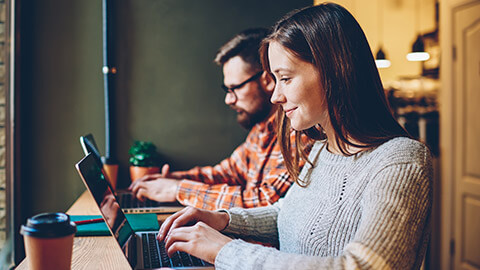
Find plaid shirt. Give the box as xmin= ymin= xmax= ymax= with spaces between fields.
xmin=172 ymin=114 xmax=311 ymax=210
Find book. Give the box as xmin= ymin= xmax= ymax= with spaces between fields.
xmin=70 ymin=214 xmax=160 ymax=236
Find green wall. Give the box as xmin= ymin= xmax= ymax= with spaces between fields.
xmin=19 ymin=0 xmax=312 ymax=216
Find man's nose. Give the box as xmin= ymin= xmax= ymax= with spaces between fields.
xmin=224 ymin=91 xmax=237 ymax=105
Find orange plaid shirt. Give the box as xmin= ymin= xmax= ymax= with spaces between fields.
xmin=172 ymin=114 xmax=311 ymax=210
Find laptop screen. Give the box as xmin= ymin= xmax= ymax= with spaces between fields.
xmin=79 ymin=133 xmax=120 ymax=193
xmin=75 ymin=153 xmax=134 ymax=247
xmin=80 ymin=134 xmax=103 ymax=165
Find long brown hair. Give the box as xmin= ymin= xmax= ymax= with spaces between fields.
xmin=260 ymin=3 xmax=409 ymax=186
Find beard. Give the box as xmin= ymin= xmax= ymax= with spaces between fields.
xmin=233 ymin=97 xmax=272 ymax=130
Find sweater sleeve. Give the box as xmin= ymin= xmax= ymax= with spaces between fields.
xmin=215 ymin=161 xmax=433 ymax=270
xmin=221 ymin=204 xmax=281 ymax=244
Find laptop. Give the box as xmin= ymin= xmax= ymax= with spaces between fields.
xmin=75 ymin=153 xmax=214 ymax=269
xmin=80 ymin=134 xmax=184 ymax=214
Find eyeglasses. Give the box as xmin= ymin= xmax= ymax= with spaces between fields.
xmin=221 ymin=71 xmax=263 ymax=96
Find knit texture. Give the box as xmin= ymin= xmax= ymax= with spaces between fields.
xmin=215 ymin=137 xmax=432 ymax=270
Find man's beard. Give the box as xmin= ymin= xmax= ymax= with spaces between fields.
xmin=234 ymin=99 xmax=272 ymax=129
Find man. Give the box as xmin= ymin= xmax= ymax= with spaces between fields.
xmin=129 ymin=28 xmax=309 ymax=210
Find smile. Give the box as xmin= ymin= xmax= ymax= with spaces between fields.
xmin=284 ymin=107 xmax=297 ymax=117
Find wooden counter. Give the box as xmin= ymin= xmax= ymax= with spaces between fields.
xmin=16 ymin=191 xmax=133 ymax=270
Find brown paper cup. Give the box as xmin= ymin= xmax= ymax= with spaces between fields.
xmin=24 ymin=233 xmax=74 ymax=270
xmin=21 ymin=213 xmax=77 ymax=270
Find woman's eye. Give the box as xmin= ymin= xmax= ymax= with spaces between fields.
xmin=280 ymin=78 xmax=291 ymax=83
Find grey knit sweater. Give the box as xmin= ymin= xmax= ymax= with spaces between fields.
xmin=215 ymin=137 xmax=432 ymax=269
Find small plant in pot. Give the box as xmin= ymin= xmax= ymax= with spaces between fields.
xmin=128 ymin=140 xmax=162 ymax=181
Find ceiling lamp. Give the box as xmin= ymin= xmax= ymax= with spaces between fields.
xmin=375 ymin=47 xmax=391 ymax=68
xmin=406 ymin=34 xmax=430 ymax=61
xmin=407 ymin=0 xmax=430 ymax=62
xmin=375 ymin=0 xmax=390 ymax=69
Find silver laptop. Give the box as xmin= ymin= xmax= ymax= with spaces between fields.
xmin=75 ymin=153 xmax=213 ymax=269
xmin=80 ymin=133 xmax=184 ymax=214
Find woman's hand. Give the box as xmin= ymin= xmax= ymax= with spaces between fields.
xmin=157 ymin=207 xmax=231 ymax=264
xmin=158 ymin=206 xmax=230 ymax=241
xmin=164 ymin=221 xmax=232 ymax=264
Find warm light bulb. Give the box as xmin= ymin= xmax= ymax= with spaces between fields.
xmin=406 ymin=52 xmax=430 ymax=61
xmin=375 ymin=59 xmax=391 ymax=68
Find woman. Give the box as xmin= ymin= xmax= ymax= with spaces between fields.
xmin=158 ymin=3 xmax=432 ymax=269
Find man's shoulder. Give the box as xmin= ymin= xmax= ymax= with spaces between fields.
xmin=244 ymin=115 xmax=277 ymax=147
xmin=249 ymin=114 xmax=276 ymax=135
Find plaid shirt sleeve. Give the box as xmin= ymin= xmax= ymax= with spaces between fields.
xmin=170 ymin=143 xmax=248 ymax=186
xmin=173 ymin=116 xmax=312 ymax=210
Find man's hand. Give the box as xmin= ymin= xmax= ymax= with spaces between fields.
xmin=128 ymin=175 xmax=179 ymax=202
xmin=158 ymin=207 xmax=232 ymax=264
xmin=133 ymin=164 xmax=178 ymax=181
xmin=159 ymin=164 xmax=174 ymax=178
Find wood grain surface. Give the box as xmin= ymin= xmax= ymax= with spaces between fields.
xmin=16 ymin=190 xmax=134 ymax=269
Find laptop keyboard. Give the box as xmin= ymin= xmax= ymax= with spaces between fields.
xmin=120 ymin=193 xmax=161 ymax=208
xmin=141 ymin=232 xmax=210 ymax=268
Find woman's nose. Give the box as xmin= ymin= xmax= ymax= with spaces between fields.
xmin=270 ymin=87 xmax=285 ymax=105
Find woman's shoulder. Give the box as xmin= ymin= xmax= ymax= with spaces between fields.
xmin=371 ymin=137 xmax=431 ymax=167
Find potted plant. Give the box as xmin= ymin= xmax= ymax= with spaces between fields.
xmin=128 ymin=140 xmax=162 ymax=181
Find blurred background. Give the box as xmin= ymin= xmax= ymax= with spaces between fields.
xmin=0 ymin=0 xmax=479 ymax=269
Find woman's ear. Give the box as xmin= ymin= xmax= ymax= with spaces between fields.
xmin=260 ymin=71 xmax=276 ymax=94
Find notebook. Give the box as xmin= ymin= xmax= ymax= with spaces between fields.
xmin=71 ymin=214 xmax=159 ymax=236
xmin=80 ymin=134 xmax=184 ymax=214
xmin=75 ymin=153 xmax=213 ymax=269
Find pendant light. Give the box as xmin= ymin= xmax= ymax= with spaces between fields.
xmin=375 ymin=0 xmax=391 ymax=68
xmin=407 ymin=0 xmax=430 ymax=61
xmin=375 ymin=47 xmax=391 ymax=68
xmin=407 ymin=35 xmax=430 ymax=61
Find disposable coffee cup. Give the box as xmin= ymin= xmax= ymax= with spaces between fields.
xmin=20 ymin=212 xmax=77 ymax=270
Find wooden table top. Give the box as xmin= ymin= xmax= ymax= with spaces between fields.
xmin=16 ymin=191 xmax=133 ymax=270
